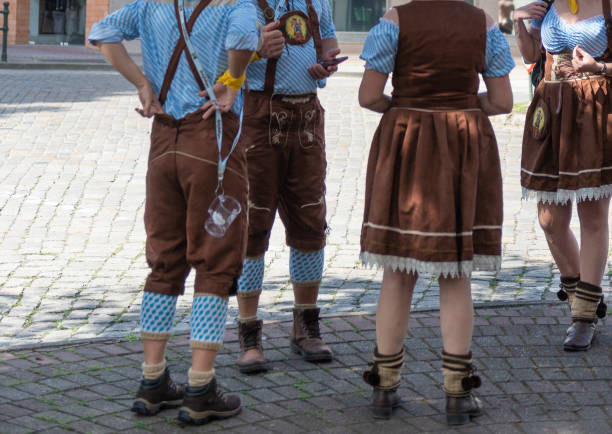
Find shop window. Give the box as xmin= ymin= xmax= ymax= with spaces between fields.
xmin=331 ymin=0 xmax=386 ymax=32
xmin=38 ymin=0 xmax=86 ymax=44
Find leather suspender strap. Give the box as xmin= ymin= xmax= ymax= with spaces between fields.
xmin=258 ymin=0 xmax=324 ymax=94
xmin=602 ymin=0 xmax=612 ymax=59
xmin=158 ymin=0 xmax=212 ymax=105
xmin=257 ymin=0 xmax=278 ymax=94
xmin=306 ymin=0 xmax=323 ymax=60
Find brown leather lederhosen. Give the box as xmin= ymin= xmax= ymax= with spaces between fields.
xmin=360 ymin=1 xmax=503 ymax=275
xmin=143 ymin=0 xmax=248 ymax=298
xmin=521 ymin=0 xmax=612 ymax=202
xmin=241 ymin=0 xmax=328 ymax=260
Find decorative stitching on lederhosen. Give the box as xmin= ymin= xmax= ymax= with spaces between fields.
xmin=255 ymin=0 xmax=323 ymax=147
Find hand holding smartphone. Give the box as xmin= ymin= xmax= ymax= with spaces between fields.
xmin=319 ymin=56 xmax=348 ymax=68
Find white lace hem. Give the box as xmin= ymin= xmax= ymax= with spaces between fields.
xmin=360 ymin=252 xmax=501 ymax=278
xmin=522 ymin=185 xmax=612 ymax=205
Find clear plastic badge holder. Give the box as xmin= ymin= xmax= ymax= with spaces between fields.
xmin=204 ymin=194 xmax=242 ymax=238
xmin=177 ymin=0 xmax=244 ymax=238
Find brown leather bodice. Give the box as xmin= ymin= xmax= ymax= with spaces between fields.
xmin=391 ymin=1 xmax=486 ymax=110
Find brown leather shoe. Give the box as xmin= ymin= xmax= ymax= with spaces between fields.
xmin=290 ymin=307 xmax=333 ymax=362
xmin=564 ymin=321 xmax=597 ymax=351
xmin=131 ymin=368 xmax=184 ymax=416
xmin=236 ymin=319 xmax=269 ymax=374
xmin=371 ymin=388 xmax=401 ymax=419
xmin=446 ymin=394 xmax=483 ymax=425
xmin=177 ymin=378 xmax=241 ymax=425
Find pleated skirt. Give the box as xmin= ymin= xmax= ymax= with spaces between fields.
xmin=360 ymin=107 xmax=503 ymax=278
xmin=522 ymin=75 xmax=612 ymax=204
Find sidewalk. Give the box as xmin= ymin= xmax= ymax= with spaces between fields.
xmin=0 ymin=45 xmax=141 ymax=70
xmin=0 ymin=303 xmax=610 ymax=433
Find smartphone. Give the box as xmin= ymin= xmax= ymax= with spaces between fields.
xmin=319 ymin=56 xmax=349 ymax=68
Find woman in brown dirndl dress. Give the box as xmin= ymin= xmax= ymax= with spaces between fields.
xmin=358 ymin=0 xmax=514 ymax=425
xmin=515 ymin=0 xmax=610 ymax=352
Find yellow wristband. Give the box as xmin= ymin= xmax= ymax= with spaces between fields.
xmin=216 ymin=69 xmax=246 ymax=91
xmin=250 ymin=52 xmax=261 ymax=64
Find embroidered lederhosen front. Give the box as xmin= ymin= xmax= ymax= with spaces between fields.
xmin=242 ymin=0 xmax=328 ymax=256
xmin=257 ymin=0 xmax=324 ymax=146
xmin=144 ymin=0 xmax=248 ymax=298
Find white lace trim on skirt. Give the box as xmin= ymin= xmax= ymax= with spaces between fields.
xmin=360 ymin=252 xmax=501 ymax=278
xmin=522 ymin=185 xmax=612 ymax=205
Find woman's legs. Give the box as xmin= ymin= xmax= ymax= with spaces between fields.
xmin=439 ymin=276 xmax=473 ymax=355
xmin=576 ymin=197 xmax=610 ymax=287
xmin=537 ymin=202 xmax=580 ymax=277
xmin=375 ymin=268 xmax=418 ymax=354
xmin=438 ymin=276 xmax=482 ymax=426
xmin=365 ymin=268 xmax=417 ymax=419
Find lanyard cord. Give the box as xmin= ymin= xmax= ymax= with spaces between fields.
xmin=177 ymin=0 xmax=244 ymax=191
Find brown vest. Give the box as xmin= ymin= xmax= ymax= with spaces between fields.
xmin=391 ymin=1 xmax=486 ymax=110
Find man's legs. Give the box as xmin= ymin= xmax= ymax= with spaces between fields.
xmin=236 ymin=256 xmax=269 ymax=372
xmin=178 ymin=294 xmax=242 ymax=424
xmin=289 ymin=248 xmax=332 ymax=361
xmin=132 ymin=292 xmax=184 ymax=416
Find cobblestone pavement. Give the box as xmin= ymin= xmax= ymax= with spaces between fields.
xmin=0 ymin=305 xmax=610 ymax=433
xmin=1 ymin=70 xmax=611 ymax=347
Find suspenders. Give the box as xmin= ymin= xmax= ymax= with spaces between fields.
xmin=158 ymin=0 xmax=212 ymax=105
xmin=256 ymin=0 xmax=324 ymax=94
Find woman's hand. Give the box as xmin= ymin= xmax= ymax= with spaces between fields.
xmin=136 ymin=81 xmax=164 ymax=118
xmin=198 ymin=82 xmax=239 ymax=119
xmin=513 ymin=1 xmax=548 ymax=21
xmin=572 ymin=45 xmax=600 ymax=73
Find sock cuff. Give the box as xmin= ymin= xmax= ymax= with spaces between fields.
xmin=561 ymin=275 xmax=580 ymax=285
xmin=442 ymin=351 xmax=472 ymax=372
xmin=294 ymin=303 xmax=318 ymax=310
xmin=239 ymin=315 xmax=258 ymax=323
xmin=142 ymin=359 xmax=166 ymax=380
xmin=577 ymin=281 xmax=602 ymax=295
xmin=188 ymin=368 xmax=215 ymax=387
xmin=561 ymin=275 xmax=580 ymax=290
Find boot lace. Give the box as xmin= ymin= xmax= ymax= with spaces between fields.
xmin=303 ymin=311 xmax=322 ymax=339
xmin=243 ymin=326 xmax=260 ymax=350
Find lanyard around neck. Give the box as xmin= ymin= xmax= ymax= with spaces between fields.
xmin=176 ymin=0 xmax=244 ymax=189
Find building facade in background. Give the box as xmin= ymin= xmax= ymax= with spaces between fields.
xmin=6 ymin=0 xmax=497 ymax=46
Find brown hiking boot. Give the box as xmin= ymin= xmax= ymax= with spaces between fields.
xmin=290 ymin=307 xmax=332 ymax=362
xmin=131 ymin=368 xmax=184 ymax=416
xmin=177 ymin=378 xmax=241 ymax=425
xmin=446 ymin=394 xmax=483 ymax=425
xmin=236 ymin=319 xmax=270 ymax=374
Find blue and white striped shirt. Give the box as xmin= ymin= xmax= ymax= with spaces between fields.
xmin=360 ymin=19 xmax=515 ymax=78
xmin=88 ymin=0 xmax=260 ymax=119
xmin=531 ymin=4 xmax=610 ymax=56
xmin=246 ymin=0 xmax=336 ymax=94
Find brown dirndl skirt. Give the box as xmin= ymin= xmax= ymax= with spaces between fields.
xmin=360 ymin=107 xmax=503 ymax=277
xmin=522 ymin=57 xmax=612 ymax=204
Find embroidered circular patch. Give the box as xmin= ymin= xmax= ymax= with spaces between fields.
xmin=280 ymin=11 xmax=311 ymax=45
xmin=530 ymin=100 xmax=550 ymax=140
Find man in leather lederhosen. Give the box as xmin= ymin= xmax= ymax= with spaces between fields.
xmin=235 ymin=0 xmax=340 ymax=373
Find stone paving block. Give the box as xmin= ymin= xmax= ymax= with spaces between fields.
xmin=258 ymin=418 xmax=306 ymax=433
